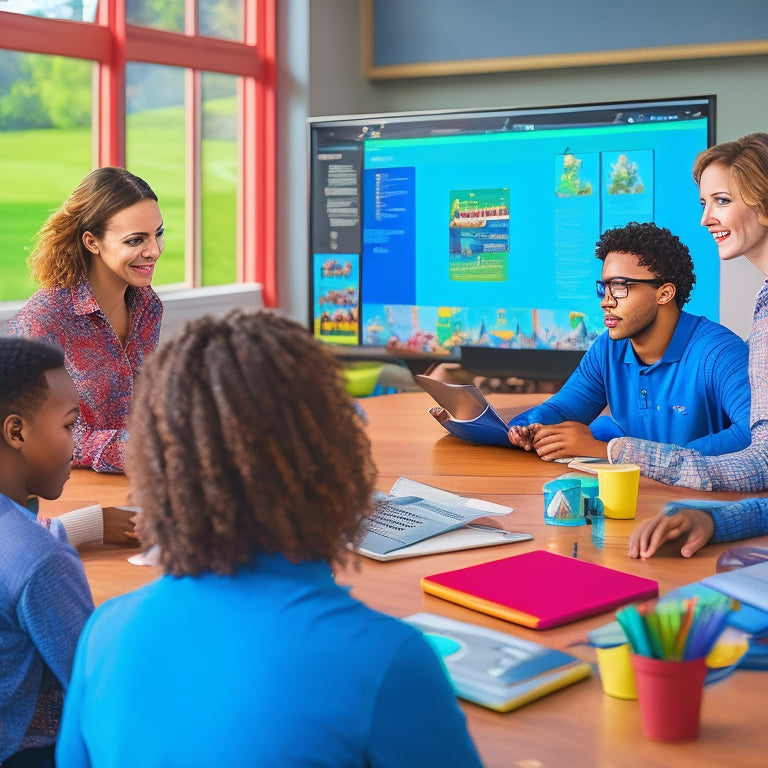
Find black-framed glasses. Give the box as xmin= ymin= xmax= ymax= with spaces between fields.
xmin=596 ymin=278 xmax=664 ymax=299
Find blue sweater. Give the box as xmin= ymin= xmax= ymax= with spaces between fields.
xmin=510 ymin=312 xmax=750 ymax=455
xmin=707 ymin=498 xmax=768 ymax=543
xmin=57 ymin=553 xmax=483 ymax=768
xmin=0 ymin=493 xmax=94 ymax=760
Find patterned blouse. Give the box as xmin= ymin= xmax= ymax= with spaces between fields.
xmin=8 ymin=280 xmax=162 ymax=473
xmin=608 ymin=281 xmax=768 ymax=542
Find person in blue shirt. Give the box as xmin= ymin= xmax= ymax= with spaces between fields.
xmin=508 ymin=221 xmax=750 ymax=461
xmin=55 ymin=310 xmax=484 ymax=768
xmin=0 ymin=337 xmax=95 ymax=768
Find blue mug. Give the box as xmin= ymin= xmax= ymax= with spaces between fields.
xmin=542 ymin=477 xmax=586 ymax=526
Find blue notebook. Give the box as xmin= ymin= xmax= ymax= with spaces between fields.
xmin=702 ymin=561 xmax=768 ymax=614
xmin=414 ymin=375 xmax=511 ymax=447
xmin=663 ymin=580 xmax=768 ymax=635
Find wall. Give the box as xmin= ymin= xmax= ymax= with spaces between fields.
xmin=155 ymin=283 xmax=264 ymax=342
xmin=275 ymin=0 xmax=768 ymax=339
xmin=276 ymin=0 xmax=312 ymax=327
xmin=366 ymin=0 xmax=768 ymax=72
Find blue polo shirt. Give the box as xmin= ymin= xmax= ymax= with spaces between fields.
xmin=509 ymin=312 xmax=750 ymax=455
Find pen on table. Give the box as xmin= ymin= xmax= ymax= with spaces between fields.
xmin=572 ymin=541 xmax=578 ymax=558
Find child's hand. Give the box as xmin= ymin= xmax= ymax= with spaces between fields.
xmin=103 ymin=506 xmax=140 ymax=547
xmin=628 ymin=507 xmax=714 ymax=560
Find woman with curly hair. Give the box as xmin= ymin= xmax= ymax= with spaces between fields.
xmin=8 ymin=167 xmax=164 ymax=473
xmin=55 ymin=310 xmax=483 ymax=767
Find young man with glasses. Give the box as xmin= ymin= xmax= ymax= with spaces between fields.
xmin=508 ymin=221 xmax=750 ymax=460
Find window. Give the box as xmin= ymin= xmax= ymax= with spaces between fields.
xmin=0 ymin=2 xmax=98 ymax=23
xmin=125 ymin=62 xmax=187 ymax=287
xmin=0 ymin=49 xmax=93 ymax=301
xmin=0 ymin=0 xmax=276 ymax=304
xmin=201 ymin=72 xmax=238 ymax=286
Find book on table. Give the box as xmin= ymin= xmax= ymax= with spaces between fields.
xmin=702 ymin=560 xmax=768 ymax=614
xmin=414 ymin=374 xmax=605 ymax=464
xmin=353 ymin=476 xmax=531 ymax=561
xmin=421 ymin=549 xmax=659 ymax=629
xmin=403 ymin=612 xmax=591 ymax=712
xmin=414 ymin=374 xmax=512 ymax=447
xmin=566 ymin=458 xmax=614 ymax=473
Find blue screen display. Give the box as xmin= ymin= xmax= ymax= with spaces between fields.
xmin=309 ymin=98 xmax=715 ymax=361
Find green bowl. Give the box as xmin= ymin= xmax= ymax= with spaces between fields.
xmin=343 ymin=362 xmax=383 ymax=397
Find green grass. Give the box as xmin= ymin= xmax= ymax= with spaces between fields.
xmin=0 ymin=100 xmax=238 ymax=301
xmin=0 ymin=128 xmax=92 ymax=300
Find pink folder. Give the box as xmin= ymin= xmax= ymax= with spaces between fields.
xmin=421 ymin=549 xmax=658 ymax=629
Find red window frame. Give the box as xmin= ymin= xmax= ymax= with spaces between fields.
xmin=0 ymin=1 xmax=277 ymax=305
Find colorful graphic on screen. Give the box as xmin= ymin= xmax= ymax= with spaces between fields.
xmin=312 ymin=254 xmax=359 ymax=345
xmin=362 ymin=304 xmax=597 ymax=354
xmin=449 ymin=189 xmax=510 ymax=282
xmin=555 ymin=152 xmax=594 ymax=198
xmin=601 ymin=149 xmax=654 ymax=230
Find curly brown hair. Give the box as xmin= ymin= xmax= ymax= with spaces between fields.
xmin=126 ymin=310 xmax=377 ymax=577
xmin=693 ymin=133 xmax=768 ymax=222
xmin=28 ymin=167 xmax=158 ymax=289
xmin=595 ymin=221 xmax=695 ymax=309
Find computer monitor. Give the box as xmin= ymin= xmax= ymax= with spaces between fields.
xmin=307 ymin=96 xmax=716 ymax=378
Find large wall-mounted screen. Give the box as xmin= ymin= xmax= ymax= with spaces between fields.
xmin=308 ymin=96 xmax=716 ymax=377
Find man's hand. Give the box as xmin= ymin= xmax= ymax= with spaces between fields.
xmin=103 ymin=506 xmax=141 ymax=547
xmin=628 ymin=507 xmax=715 ymax=559
xmin=530 ymin=421 xmax=606 ymax=461
xmin=508 ymin=424 xmax=537 ymax=451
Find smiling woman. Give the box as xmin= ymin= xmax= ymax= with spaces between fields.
xmin=6 ymin=168 xmax=164 ymax=473
xmin=612 ymin=134 xmax=768 ymax=558
xmin=81 ymin=198 xmax=164 ymax=346
xmin=611 ymin=134 xmax=768 ymax=494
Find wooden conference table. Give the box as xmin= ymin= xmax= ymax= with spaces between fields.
xmin=41 ymin=392 xmax=768 ymax=768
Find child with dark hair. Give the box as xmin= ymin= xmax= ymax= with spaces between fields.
xmin=56 ymin=310 xmax=484 ymax=767
xmin=0 ymin=337 xmax=94 ymax=768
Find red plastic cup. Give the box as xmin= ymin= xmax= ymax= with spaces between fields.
xmin=630 ymin=654 xmax=707 ymax=742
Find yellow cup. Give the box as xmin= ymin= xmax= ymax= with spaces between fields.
xmin=596 ymin=464 xmax=640 ymax=519
xmin=595 ymin=642 xmax=637 ymax=699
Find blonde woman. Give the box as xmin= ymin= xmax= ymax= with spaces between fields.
xmin=621 ymin=134 xmax=768 ymax=558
